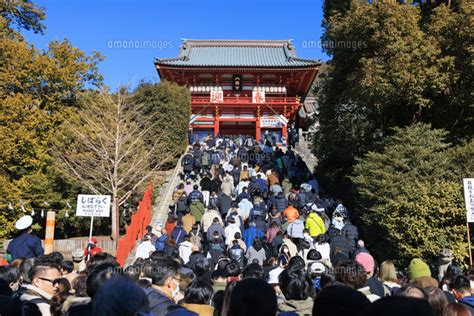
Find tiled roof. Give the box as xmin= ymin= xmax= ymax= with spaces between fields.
xmin=155 ymin=39 xmax=320 ymax=67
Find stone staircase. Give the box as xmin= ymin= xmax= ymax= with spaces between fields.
xmin=123 ymin=155 xmax=184 ymax=266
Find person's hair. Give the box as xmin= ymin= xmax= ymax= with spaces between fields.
xmin=86 ymin=263 xmax=122 ymax=298
xmin=48 ymin=252 xmax=64 ymax=265
xmin=241 ymin=263 xmax=265 ymax=279
xmin=379 ymin=261 xmax=398 ymax=283
xmin=28 ymin=262 xmax=61 ymax=282
xmin=307 ymin=250 xmax=322 ymax=261
xmin=0 ymin=265 xmax=20 ymax=284
xmin=91 ymin=276 xmax=150 ymax=316
xmin=52 ymin=277 xmax=71 ymax=301
xmin=71 ymin=275 xmax=88 ymax=297
xmin=278 ymin=265 xmax=313 ymax=300
xmin=194 ymin=257 xmax=210 ymax=276
xmin=213 ymin=290 xmax=225 ymax=315
xmin=142 ymin=258 xmax=180 ymax=286
xmin=212 ymin=269 xmax=226 ymax=280
xmin=217 ymin=258 xmax=231 ymax=272
xmin=443 ymin=303 xmax=471 ymax=316
xmin=184 ymin=280 xmax=214 ymax=305
xmin=226 ymin=278 xmax=277 ymax=316
xmin=86 ymin=252 xmax=118 ymax=272
xmin=395 ymin=284 xmax=428 ymax=300
xmin=313 ymin=284 xmax=370 ymax=316
xmin=334 ymin=261 xmax=367 ymax=290
xmin=149 ymin=251 xmax=166 ymax=261
xmin=224 ymin=262 xmax=241 ymax=278
xmin=60 ymin=260 xmax=74 ymax=274
xmin=452 ymin=275 xmax=471 ymax=294
xmin=366 ymin=296 xmax=435 ymax=316
xmin=320 ymin=270 xmax=337 ymax=289
xmin=425 ymin=286 xmax=448 ymax=316
xmin=19 ymin=258 xmax=36 ymax=284
xmin=124 ymin=265 xmax=140 ymax=282
xmin=288 ymin=256 xmax=305 ymax=270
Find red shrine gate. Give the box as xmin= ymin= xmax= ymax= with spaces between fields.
xmin=155 ymin=39 xmax=320 ymax=143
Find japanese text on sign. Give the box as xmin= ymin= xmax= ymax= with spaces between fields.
xmin=76 ymin=195 xmax=111 ymax=217
xmin=260 ymin=118 xmax=282 ymax=128
xmin=464 ymin=179 xmax=474 ymax=223
xmin=210 ymin=91 xmax=223 ymax=103
xmin=252 ymin=90 xmax=265 ymax=104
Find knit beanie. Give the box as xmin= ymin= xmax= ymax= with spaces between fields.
xmin=408 ymin=258 xmax=431 ymax=281
xmin=355 ymin=252 xmax=375 ymax=274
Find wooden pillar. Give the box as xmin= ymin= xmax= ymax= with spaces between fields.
xmin=44 ymin=211 xmax=56 ymax=254
xmin=214 ymin=105 xmax=219 ymax=137
xmin=282 ymin=124 xmax=288 ymax=145
xmin=256 ymin=105 xmax=261 ymax=141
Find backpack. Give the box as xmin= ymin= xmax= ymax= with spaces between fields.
xmin=296 ymin=191 xmax=308 ymax=209
xmin=183 ymin=154 xmax=193 ymax=166
xmin=211 ymin=152 xmax=220 ymax=165
xmin=202 ymin=151 xmax=210 ymax=166
xmin=177 ymin=194 xmax=187 ymax=212
xmin=189 ymin=229 xmax=202 ymax=249
xmin=190 ymin=201 xmax=205 ymax=222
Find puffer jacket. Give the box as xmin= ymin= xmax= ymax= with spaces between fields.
xmin=229 ymin=244 xmax=246 ymax=268
xmin=273 ymin=193 xmax=289 ymax=212
xmin=305 ymin=212 xmax=326 ymax=237
xmin=341 ymin=223 xmax=358 ymax=249
xmin=287 ymin=219 xmax=305 ymax=239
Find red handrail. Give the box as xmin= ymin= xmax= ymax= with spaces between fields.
xmin=115 ymin=182 xmax=152 ymax=266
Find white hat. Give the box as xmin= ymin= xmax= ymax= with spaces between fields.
xmin=15 ymin=215 xmax=33 ymax=230
xmin=309 ymin=262 xmax=326 ymax=274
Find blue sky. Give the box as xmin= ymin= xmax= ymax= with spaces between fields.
xmin=24 ymin=0 xmax=327 ymax=91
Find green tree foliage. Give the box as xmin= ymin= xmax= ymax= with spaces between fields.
xmin=53 ymin=88 xmax=188 ymax=241
xmin=314 ymin=1 xmax=472 ymax=204
xmin=352 ymin=124 xmax=472 ymax=265
xmin=131 ymin=81 xmax=190 ymax=167
xmin=0 ymin=0 xmax=46 ymax=34
xmin=0 ymin=4 xmax=103 ymax=238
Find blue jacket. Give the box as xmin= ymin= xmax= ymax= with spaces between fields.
xmin=243 ymin=226 xmax=264 ymax=250
xmin=143 ymin=287 xmax=177 ymax=316
xmin=7 ymin=232 xmax=44 ymax=261
xmin=155 ymin=235 xmax=168 ymax=252
xmin=171 ymin=226 xmax=187 ymax=244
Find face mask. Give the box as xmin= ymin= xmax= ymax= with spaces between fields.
xmin=171 ymin=279 xmax=180 ymax=298
xmin=283 ymin=249 xmax=289 ymax=253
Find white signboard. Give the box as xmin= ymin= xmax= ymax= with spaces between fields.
xmin=252 ymin=90 xmax=266 ymax=104
xmin=76 ymin=195 xmax=111 ymax=217
xmin=261 ymin=118 xmax=282 ymax=128
xmin=464 ymin=178 xmax=474 ymax=223
xmin=210 ymin=90 xmax=223 ymax=103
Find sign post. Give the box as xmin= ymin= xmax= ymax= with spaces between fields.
xmin=463 ymin=178 xmax=474 ymax=267
xmin=76 ymin=194 xmax=111 ymax=244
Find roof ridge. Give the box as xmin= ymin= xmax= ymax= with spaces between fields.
xmin=182 ymin=39 xmax=293 ymax=48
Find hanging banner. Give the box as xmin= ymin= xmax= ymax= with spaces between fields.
xmin=76 ymin=195 xmax=111 ymax=217
xmin=464 ymin=178 xmax=474 ymax=223
xmin=252 ymin=90 xmax=265 ymax=104
xmin=210 ymin=90 xmax=223 ymax=103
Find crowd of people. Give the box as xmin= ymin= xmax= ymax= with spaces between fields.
xmin=1 ymin=134 xmax=474 ymax=316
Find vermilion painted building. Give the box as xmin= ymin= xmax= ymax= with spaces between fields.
xmin=155 ymin=39 xmax=320 ymax=143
